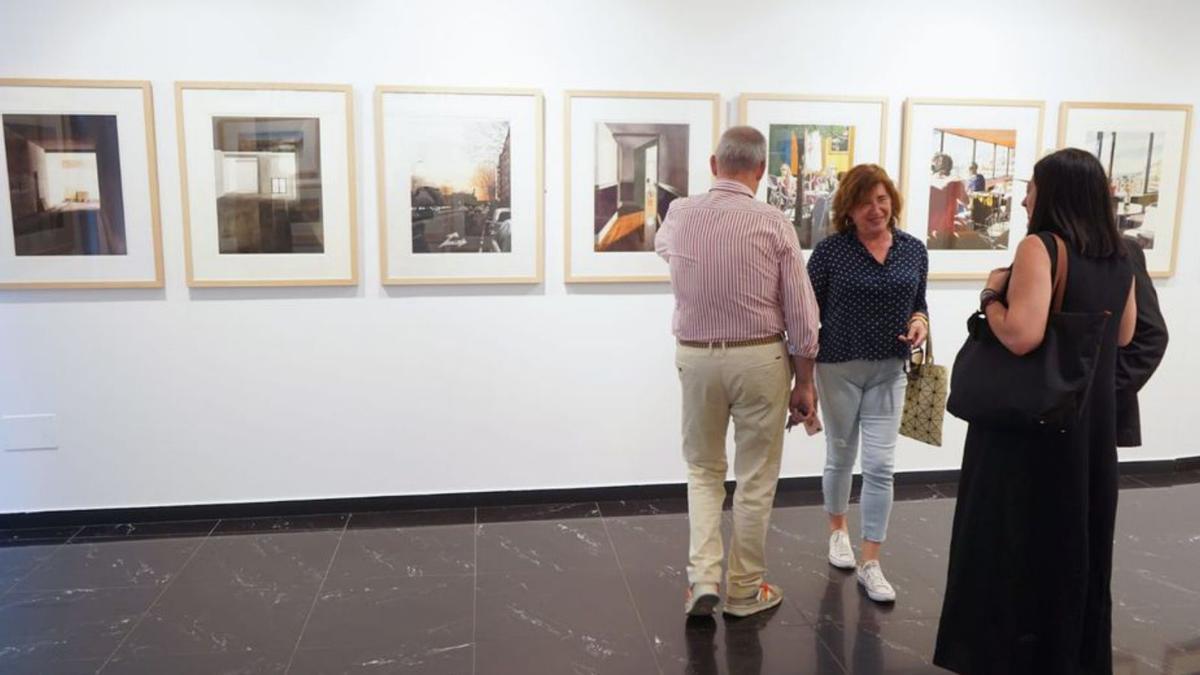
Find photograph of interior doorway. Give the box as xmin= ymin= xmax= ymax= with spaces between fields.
xmin=592 ymin=122 xmax=688 ymax=252
xmin=3 ymin=113 xmax=126 ymax=256
xmin=212 ymin=116 xmax=324 ymax=254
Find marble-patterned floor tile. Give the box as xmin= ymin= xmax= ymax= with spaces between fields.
xmin=474 ymin=569 xmax=657 ymax=674
xmin=324 ymin=525 xmax=474 ymax=587
xmin=0 ymin=587 xmax=158 ymax=665
xmin=14 ymin=538 xmax=201 ymax=592
xmin=288 ymin=644 xmax=472 ymax=675
xmin=0 ymin=542 xmax=62 ymax=592
xmin=213 ymin=513 xmax=348 ymax=535
xmin=476 ymin=511 xmax=618 ymax=575
xmin=765 ymin=505 xmax=951 ymax=626
xmin=598 ymin=497 xmax=690 ymax=517
xmin=603 ymin=512 xmax=692 ymax=579
xmin=294 ymin=576 xmax=472 ymax=654
xmin=477 ymin=501 xmax=600 ymax=524
xmin=106 ymin=531 xmax=341 ymax=661
xmin=1111 ymin=601 xmax=1200 ymax=674
xmin=676 ymin=612 xmax=850 ymax=675
xmin=74 ymin=520 xmax=216 ymax=541
xmin=188 ymin=532 xmax=343 ymax=589
xmin=0 ymin=656 xmax=102 ymax=675
xmin=815 ymin=615 xmax=943 ymax=675
xmin=100 ymin=649 xmax=289 ymax=674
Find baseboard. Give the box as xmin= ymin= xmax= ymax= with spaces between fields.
xmin=1 ymin=458 xmax=1194 ymax=531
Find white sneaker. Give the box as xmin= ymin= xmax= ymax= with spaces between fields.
xmin=856 ymin=560 xmax=896 ymax=603
xmin=684 ymin=582 xmax=720 ymax=616
xmin=828 ymin=529 xmax=856 ymax=570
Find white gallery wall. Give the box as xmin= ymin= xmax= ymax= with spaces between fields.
xmin=0 ymin=0 xmax=1197 ymax=514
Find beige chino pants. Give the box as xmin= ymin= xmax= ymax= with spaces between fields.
xmin=675 ymin=340 xmax=791 ymax=599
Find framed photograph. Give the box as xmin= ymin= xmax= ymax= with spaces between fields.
xmin=901 ymin=98 xmax=1045 ymax=279
xmin=564 ymin=90 xmax=720 ymax=283
xmin=1058 ymin=102 xmax=1192 ymax=277
xmin=739 ymin=94 xmax=888 ymax=249
xmin=176 ymin=82 xmax=357 ymax=287
xmin=376 ymin=86 xmax=544 ymax=284
xmin=0 ymin=79 xmax=163 ymax=289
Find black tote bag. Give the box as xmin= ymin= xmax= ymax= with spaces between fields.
xmin=946 ymin=233 xmax=1111 ymax=433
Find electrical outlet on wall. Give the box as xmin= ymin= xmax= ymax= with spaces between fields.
xmin=1 ymin=414 xmax=58 ymax=451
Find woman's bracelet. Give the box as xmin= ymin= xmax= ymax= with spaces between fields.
xmin=979 ymin=288 xmax=1002 ymax=312
xmin=908 ymin=313 xmax=929 ymax=327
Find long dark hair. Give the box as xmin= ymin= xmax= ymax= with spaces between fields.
xmin=1027 ymin=148 xmax=1123 ymax=258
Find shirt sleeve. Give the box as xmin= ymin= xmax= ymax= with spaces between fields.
xmin=655 ymin=201 xmax=676 ymax=262
xmin=806 ymin=239 xmax=828 ymax=311
xmin=778 ymin=221 xmax=820 ymax=359
xmin=912 ymin=242 xmax=929 ymax=316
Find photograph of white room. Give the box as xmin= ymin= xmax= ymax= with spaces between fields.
xmin=593 ymin=122 xmax=688 ymax=253
xmin=177 ymin=82 xmax=356 ymax=286
xmin=4 ymin=113 xmax=126 ymax=256
xmin=902 ymin=98 xmax=1042 ymax=279
xmin=409 ymin=118 xmax=512 ymax=254
xmin=565 ymin=91 xmax=718 ymax=282
xmin=1058 ymin=102 xmax=1192 ymax=276
xmin=926 ymin=127 xmax=1016 ymax=251
xmin=213 ymin=116 xmax=323 ymax=255
xmin=0 ymin=79 xmax=161 ymax=288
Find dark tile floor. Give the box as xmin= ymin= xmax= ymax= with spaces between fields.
xmin=1 ymin=473 xmax=1198 ymax=674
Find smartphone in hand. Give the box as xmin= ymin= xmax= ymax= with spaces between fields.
xmin=803 ymin=414 xmax=823 ymax=436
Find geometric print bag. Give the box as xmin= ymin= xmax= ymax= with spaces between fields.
xmin=900 ymin=328 xmax=948 ymax=447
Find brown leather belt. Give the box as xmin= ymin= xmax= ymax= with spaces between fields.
xmin=678 ymin=335 xmax=783 ymax=349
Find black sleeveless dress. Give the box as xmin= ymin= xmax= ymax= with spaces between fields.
xmin=933 ymin=235 xmax=1133 ymax=675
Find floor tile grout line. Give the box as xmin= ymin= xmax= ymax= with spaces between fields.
xmin=95 ymin=519 xmax=220 ymax=673
xmin=806 ymin=612 xmax=851 ymax=675
xmin=0 ymin=525 xmax=85 ymax=598
xmin=596 ymin=500 xmax=665 ymax=675
xmin=471 ymin=506 xmax=478 ymax=675
xmin=283 ymin=514 xmax=351 ymax=674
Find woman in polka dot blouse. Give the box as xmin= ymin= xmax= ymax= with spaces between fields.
xmin=805 ymin=163 xmax=929 ymax=603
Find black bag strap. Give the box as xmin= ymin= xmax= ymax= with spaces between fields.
xmin=1038 ymin=232 xmax=1070 ymax=313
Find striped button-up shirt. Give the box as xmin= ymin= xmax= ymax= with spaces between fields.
xmin=655 ymin=179 xmax=820 ymax=359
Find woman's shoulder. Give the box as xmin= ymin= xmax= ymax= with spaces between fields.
xmin=893 ymin=229 xmax=928 ymax=252
xmin=811 ymin=231 xmax=849 ymax=256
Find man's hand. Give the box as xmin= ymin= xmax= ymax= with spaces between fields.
xmin=788 ymin=381 xmax=817 ymax=428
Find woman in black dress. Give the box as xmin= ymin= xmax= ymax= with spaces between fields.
xmin=934 ymin=148 xmax=1138 ymax=674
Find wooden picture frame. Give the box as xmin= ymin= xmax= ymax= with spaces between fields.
xmin=0 ymin=78 xmax=164 ymax=289
xmin=375 ymin=86 xmax=545 ymax=285
xmin=1058 ymin=101 xmax=1193 ymax=277
xmin=176 ymin=81 xmax=358 ymax=287
xmin=901 ymin=97 xmax=1045 ymax=280
xmin=564 ymin=90 xmax=721 ymax=283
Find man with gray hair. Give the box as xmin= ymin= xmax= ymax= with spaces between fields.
xmin=656 ymin=126 xmax=820 ymax=618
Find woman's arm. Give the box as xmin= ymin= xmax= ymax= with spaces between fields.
xmin=984 ymin=235 xmax=1052 ymax=356
xmin=1118 ymin=279 xmax=1137 ymax=347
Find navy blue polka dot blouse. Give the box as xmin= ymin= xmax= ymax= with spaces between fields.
xmin=806 ymin=229 xmax=929 ymax=363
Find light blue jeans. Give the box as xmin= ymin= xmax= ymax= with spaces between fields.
xmin=816 ymin=358 xmax=907 ymax=543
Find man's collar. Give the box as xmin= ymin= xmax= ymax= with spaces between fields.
xmin=710 ymin=178 xmax=755 ymax=197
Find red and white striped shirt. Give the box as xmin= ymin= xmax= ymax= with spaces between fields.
xmin=656 ymin=179 xmax=820 ymax=359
